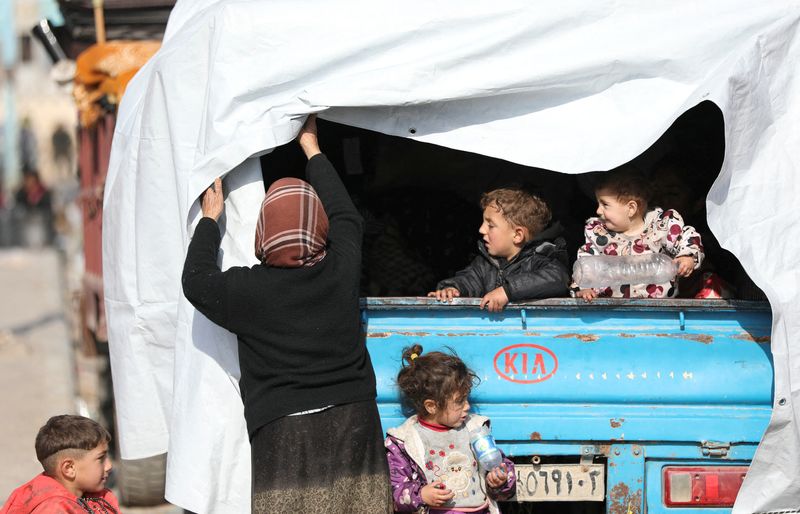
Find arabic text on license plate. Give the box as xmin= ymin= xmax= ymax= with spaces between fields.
xmin=515 ymin=463 xmax=605 ymax=501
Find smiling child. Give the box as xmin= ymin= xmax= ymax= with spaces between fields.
xmin=573 ymin=167 xmax=704 ymax=300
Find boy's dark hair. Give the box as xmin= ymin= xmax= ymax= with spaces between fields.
xmin=595 ymin=166 xmax=651 ymax=215
xmin=480 ymin=189 xmax=551 ymax=239
xmin=35 ymin=415 xmax=111 ymax=473
xmin=396 ymin=344 xmax=479 ymax=416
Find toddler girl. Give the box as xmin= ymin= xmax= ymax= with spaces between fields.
xmin=573 ymin=167 xmax=704 ymax=300
xmin=385 ymin=345 xmax=515 ymax=513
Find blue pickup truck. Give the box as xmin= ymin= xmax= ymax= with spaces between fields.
xmin=364 ymin=297 xmax=772 ymax=514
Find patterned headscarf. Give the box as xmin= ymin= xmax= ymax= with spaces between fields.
xmin=255 ymin=178 xmax=329 ymax=267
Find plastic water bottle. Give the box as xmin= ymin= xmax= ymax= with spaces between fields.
xmin=572 ymin=253 xmax=678 ymax=289
xmin=469 ymin=425 xmax=503 ymax=472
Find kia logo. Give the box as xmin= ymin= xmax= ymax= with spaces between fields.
xmin=493 ymin=344 xmax=558 ymax=384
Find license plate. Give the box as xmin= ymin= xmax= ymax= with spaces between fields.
xmin=515 ymin=463 xmax=605 ymax=501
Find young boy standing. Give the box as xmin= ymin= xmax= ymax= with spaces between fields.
xmin=429 ymin=188 xmax=570 ymax=311
xmin=1 ymin=415 xmax=119 ymax=514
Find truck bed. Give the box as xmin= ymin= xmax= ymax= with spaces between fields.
xmin=364 ymin=297 xmax=772 ymax=512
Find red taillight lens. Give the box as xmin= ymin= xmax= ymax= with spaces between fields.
xmin=663 ymin=466 xmax=748 ymax=507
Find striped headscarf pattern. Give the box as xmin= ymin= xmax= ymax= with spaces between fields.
xmin=255 ymin=178 xmax=329 ymax=268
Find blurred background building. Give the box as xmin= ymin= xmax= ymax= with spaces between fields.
xmin=1 ymin=0 xmax=75 ymax=247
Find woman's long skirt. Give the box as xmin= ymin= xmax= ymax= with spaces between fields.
xmin=251 ymin=400 xmax=393 ymax=514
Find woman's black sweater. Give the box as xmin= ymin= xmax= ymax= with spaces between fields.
xmin=182 ymin=154 xmax=377 ymax=438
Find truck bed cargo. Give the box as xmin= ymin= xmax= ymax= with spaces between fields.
xmin=364 ymin=297 xmax=772 ymax=511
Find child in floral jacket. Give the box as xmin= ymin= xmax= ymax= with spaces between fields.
xmin=573 ymin=167 xmax=704 ymax=300
xmin=385 ymin=345 xmax=516 ymax=513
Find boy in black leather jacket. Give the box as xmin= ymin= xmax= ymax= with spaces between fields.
xmin=428 ymin=189 xmax=570 ymax=311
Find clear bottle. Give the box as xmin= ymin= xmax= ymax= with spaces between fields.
xmin=469 ymin=425 xmax=503 ymax=472
xmin=572 ymin=253 xmax=678 ymax=289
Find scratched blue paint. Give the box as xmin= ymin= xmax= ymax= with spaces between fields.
xmin=365 ymin=297 xmax=772 ymax=512
xmin=494 ymin=443 xmax=757 ymax=461
xmin=607 ymin=444 xmax=646 ymax=513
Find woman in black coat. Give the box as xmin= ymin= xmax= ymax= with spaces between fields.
xmin=182 ymin=116 xmax=392 ymax=514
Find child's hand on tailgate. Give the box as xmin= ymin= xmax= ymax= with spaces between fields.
xmin=480 ymin=287 xmax=509 ymax=312
xmin=428 ymin=287 xmax=460 ymax=303
xmin=575 ymin=288 xmax=597 ymax=302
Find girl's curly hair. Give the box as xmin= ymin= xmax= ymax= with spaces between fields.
xmin=396 ymin=344 xmax=479 ymax=416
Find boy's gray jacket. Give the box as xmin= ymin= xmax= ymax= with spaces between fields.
xmin=437 ymin=224 xmax=570 ymax=300
xmin=387 ymin=414 xmax=504 ymax=514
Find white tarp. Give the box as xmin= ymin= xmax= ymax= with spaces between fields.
xmin=104 ymin=1 xmax=800 ymax=512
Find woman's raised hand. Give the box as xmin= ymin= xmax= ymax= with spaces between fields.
xmin=202 ymin=177 xmax=224 ymax=221
xmin=297 ymin=114 xmax=322 ymax=160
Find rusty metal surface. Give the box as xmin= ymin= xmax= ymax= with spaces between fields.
xmin=607 ymin=445 xmax=644 ymax=514
xmin=78 ymin=114 xmax=114 ymax=344
xmin=609 ymin=482 xmax=643 ymax=514
xmin=555 ymin=333 xmax=600 ymax=342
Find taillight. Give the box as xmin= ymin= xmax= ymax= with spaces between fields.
xmin=663 ymin=466 xmax=748 ymax=507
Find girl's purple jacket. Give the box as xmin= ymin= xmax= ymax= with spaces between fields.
xmin=385 ymin=415 xmax=516 ymax=513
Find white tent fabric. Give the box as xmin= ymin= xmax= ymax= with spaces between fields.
xmin=104 ymin=1 xmax=800 ymax=512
